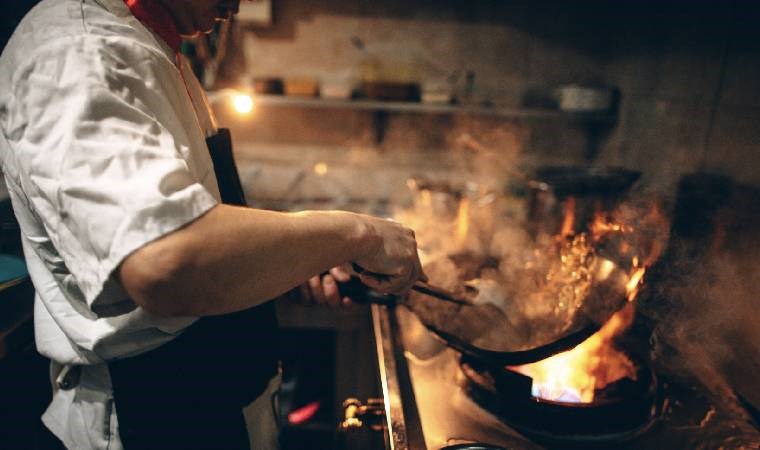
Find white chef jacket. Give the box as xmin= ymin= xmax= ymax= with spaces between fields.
xmin=0 ymin=0 xmax=226 ymax=448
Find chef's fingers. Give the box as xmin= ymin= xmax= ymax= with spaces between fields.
xmin=321 ymin=274 xmax=343 ymax=308
xmin=383 ymin=252 xmax=423 ymax=295
xmin=329 ymin=265 xmax=352 ymax=283
xmin=360 ymin=264 xmax=415 ymax=295
xmin=308 ymin=275 xmax=327 ymax=305
xmin=328 ymin=266 xmax=355 ymax=307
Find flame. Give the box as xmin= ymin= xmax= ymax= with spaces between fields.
xmin=560 ymin=197 xmax=576 ymax=237
xmin=509 ymin=303 xmax=637 ymax=403
xmin=590 ymin=211 xmax=629 ymax=240
xmin=396 ymin=178 xmax=670 ymax=405
xmin=510 ymin=241 xmax=649 ymax=403
xmin=456 ymin=197 xmax=470 ymax=246
xmin=626 ymin=267 xmax=646 ymax=302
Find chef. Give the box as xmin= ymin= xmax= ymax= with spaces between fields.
xmin=0 ymin=0 xmax=424 ymax=449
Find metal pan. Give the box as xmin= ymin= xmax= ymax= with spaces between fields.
xmin=338 ymin=270 xmax=624 ymax=366
xmin=425 ymin=321 xmax=599 ymax=366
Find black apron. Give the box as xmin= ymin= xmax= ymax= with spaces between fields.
xmin=109 ymin=129 xmax=280 ymax=449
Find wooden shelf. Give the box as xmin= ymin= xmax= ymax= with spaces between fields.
xmin=210 ymin=90 xmax=617 ymax=147
xmin=218 ymin=93 xmax=615 ymax=122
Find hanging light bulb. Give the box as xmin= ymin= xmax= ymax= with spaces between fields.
xmin=232 ymin=93 xmax=254 ymax=114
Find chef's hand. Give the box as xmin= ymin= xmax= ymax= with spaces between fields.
xmin=354 ymin=217 xmax=426 ymax=295
xmin=297 ymin=265 xmax=354 ymax=308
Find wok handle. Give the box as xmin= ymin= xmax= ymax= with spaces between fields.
xmin=335 ymin=275 xmax=397 ymax=306
xmin=351 ymin=264 xmax=467 ymax=305
xmin=410 ymin=282 xmax=468 ymax=305
xmin=350 ymin=263 xmax=389 ymax=281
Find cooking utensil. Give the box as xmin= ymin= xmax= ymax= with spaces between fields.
xmin=410 ymin=281 xmax=469 ymax=305
xmin=339 ymin=275 xmax=601 ymax=365
xmin=344 ymin=256 xmax=632 ymax=365
xmin=439 ymin=255 xmax=631 ymax=366
xmin=530 ymin=166 xmax=641 ymax=197
xmin=350 ymin=264 xmax=468 ymax=305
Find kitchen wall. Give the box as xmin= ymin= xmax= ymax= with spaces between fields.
xmin=597 ymin=1 xmax=760 ymax=191
xmin=212 ymin=0 xmax=760 ymax=207
xmin=214 ymin=0 xmax=608 ymax=207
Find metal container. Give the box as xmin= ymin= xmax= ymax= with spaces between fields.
xmin=526 ymin=166 xmax=641 ymax=239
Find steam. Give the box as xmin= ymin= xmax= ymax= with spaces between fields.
xmin=396 ymin=132 xmax=760 ymax=416
xmin=641 ymin=238 xmax=760 ymax=413
xmin=394 ymin=134 xmax=672 ymax=353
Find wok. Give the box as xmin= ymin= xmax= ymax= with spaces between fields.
xmin=340 ymin=254 xmax=632 ymax=366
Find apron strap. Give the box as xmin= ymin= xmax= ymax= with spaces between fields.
xmin=207 ymin=128 xmax=247 ymax=206
xmin=109 ymin=128 xmax=279 ymax=448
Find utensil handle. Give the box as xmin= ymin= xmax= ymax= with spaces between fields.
xmin=411 ymin=282 xmax=468 ymax=305
xmin=350 ymin=263 xmax=388 ymax=281
xmin=351 ymin=264 xmax=467 ymax=305
xmin=335 ymin=274 xmax=397 ymax=306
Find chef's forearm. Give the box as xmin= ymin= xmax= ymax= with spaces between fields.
xmin=118 ymin=205 xmax=380 ymax=316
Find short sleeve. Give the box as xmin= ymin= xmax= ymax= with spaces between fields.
xmin=9 ymin=38 xmax=219 ymax=309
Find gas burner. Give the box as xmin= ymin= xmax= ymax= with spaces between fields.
xmin=457 ymin=354 xmax=661 ymax=446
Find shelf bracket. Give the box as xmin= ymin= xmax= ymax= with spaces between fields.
xmin=372 ymin=110 xmax=390 ymax=146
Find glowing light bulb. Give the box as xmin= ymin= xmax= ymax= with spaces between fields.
xmin=232 ymin=94 xmax=254 ymax=114
xmin=313 ymin=162 xmax=328 ymax=176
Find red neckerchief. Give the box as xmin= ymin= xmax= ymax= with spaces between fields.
xmin=123 ymin=0 xmax=181 ymax=54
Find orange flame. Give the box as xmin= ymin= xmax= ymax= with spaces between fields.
xmin=626 ymin=267 xmax=646 ymax=302
xmin=560 ymin=197 xmax=576 ymax=237
xmin=509 ymin=303 xmax=637 ymax=403
xmin=590 ymin=210 xmax=629 ymax=241
xmin=509 ymin=251 xmax=649 ymax=403
xmin=456 ymin=197 xmax=470 ymax=246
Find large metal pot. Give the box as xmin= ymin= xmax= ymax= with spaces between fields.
xmin=526 ymin=166 xmax=641 ymax=239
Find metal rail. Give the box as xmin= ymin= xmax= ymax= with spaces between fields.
xmin=371 ymin=304 xmax=426 ymax=450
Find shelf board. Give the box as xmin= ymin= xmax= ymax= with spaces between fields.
xmin=229 ymin=93 xmax=613 ymax=122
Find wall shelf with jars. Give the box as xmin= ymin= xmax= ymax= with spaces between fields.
xmin=210 ymin=92 xmax=616 ymax=151
xmin=244 ymin=93 xmax=614 ymax=122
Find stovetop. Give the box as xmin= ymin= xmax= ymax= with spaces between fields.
xmin=371 ymin=304 xmax=760 ymax=450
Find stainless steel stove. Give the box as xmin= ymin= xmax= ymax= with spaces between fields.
xmin=371 ymin=304 xmax=760 ymax=450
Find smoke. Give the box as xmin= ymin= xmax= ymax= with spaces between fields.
xmin=633 ymin=177 xmax=760 ymax=416
xmin=396 ymin=132 xmax=760 ymax=415
xmin=641 ymin=237 xmax=760 ymax=410
xmin=395 ymin=156 xmax=673 ymax=354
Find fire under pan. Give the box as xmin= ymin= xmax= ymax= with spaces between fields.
xmin=373 ymin=305 xmax=760 ymax=450
xmin=458 ymin=355 xmax=661 ymax=446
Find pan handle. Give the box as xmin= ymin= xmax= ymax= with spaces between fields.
xmin=350 ymin=263 xmax=389 ymax=281
xmin=335 ymin=275 xmax=398 ymax=306
xmin=352 ymin=264 xmax=468 ymax=305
